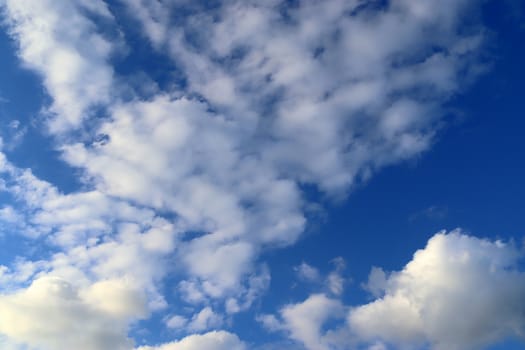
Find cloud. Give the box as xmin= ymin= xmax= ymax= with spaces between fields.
xmin=56 ymin=0 xmax=485 ymax=303
xmin=349 ymin=230 xmax=525 ymax=350
xmin=0 ymin=205 xmax=22 ymax=224
xmin=1 ymin=0 xmax=115 ymax=133
xmin=0 ymin=0 xmax=494 ymax=349
xmin=135 ymin=331 xmax=246 ymax=350
xmin=361 ymin=267 xmax=388 ymax=299
xmin=409 ymin=205 xmax=449 ymax=222
xmin=0 ymin=153 xmax=180 ymax=348
xmin=61 ymin=95 xmax=306 ymax=300
xmin=0 ymin=276 xmax=145 ymax=350
xmin=326 ymin=257 xmax=347 ymax=296
xmin=186 ymin=307 xmax=224 ymax=332
xmin=295 ymin=262 xmax=321 ymax=282
xmin=0 ymin=120 xmax=27 ymax=150
xmin=165 ymin=315 xmax=188 ymax=330
xmin=118 ymin=0 xmax=170 ymax=48
xmin=262 ymin=231 xmax=525 ymax=350
xmin=260 ymin=294 xmax=348 ymax=350
xmin=294 ymin=258 xmax=347 ymax=296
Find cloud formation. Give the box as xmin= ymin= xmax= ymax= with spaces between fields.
xmin=57 ymin=0 xmax=485 ymax=304
xmin=264 ymin=231 xmax=525 ymax=350
xmin=350 ymin=231 xmax=525 ymax=350
xmin=0 ymin=0 xmax=499 ymax=349
xmin=1 ymin=0 xmax=115 ymax=133
xmin=136 ymin=331 xmax=246 ymax=350
xmin=260 ymin=293 xmax=348 ymax=350
xmin=0 ymin=276 xmax=145 ymax=350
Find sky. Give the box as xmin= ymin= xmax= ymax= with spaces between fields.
xmin=0 ymin=1 xmax=524 ymax=350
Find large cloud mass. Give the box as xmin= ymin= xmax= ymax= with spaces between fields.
xmin=263 ymin=231 xmax=525 ymax=350
xmin=350 ymin=231 xmax=525 ymax=350
xmin=0 ymin=0 xmax=507 ymax=349
xmin=0 ymin=276 xmax=145 ymax=350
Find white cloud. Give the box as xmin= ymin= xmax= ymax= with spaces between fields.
xmin=225 ymin=265 xmax=271 ymax=314
xmin=0 ymin=0 xmax=495 ymax=349
xmin=144 ymin=0 xmax=483 ymax=193
xmin=165 ymin=315 xmax=188 ymax=329
xmin=0 ymin=153 xmax=181 ymax=348
xmin=77 ymin=0 xmax=482 ymax=282
xmin=136 ymin=331 xmax=246 ymax=350
xmin=260 ymin=294 xmax=348 ymax=350
xmin=0 ymin=120 xmax=27 ymax=150
xmin=186 ymin=306 xmax=223 ymax=332
xmin=326 ymin=272 xmax=345 ymax=297
xmin=57 ymin=0 xmax=484 ymax=303
xmin=118 ymin=0 xmax=169 ymax=48
xmin=0 ymin=276 xmax=145 ymax=350
xmin=61 ymin=95 xmax=306 ymax=299
xmin=326 ymin=257 xmax=347 ymax=296
xmin=349 ymin=230 xmax=525 ymax=350
xmin=263 ymin=231 xmax=525 ymax=350
xmin=294 ymin=258 xmax=347 ymax=296
xmin=1 ymin=0 xmax=114 ymax=133
xmin=295 ymin=262 xmax=321 ymax=282
xmin=361 ymin=267 xmax=388 ymax=299
xmin=367 ymin=342 xmax=388 ymax=350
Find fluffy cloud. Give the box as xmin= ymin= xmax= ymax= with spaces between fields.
xmin=61 ymin=95 xmax=305 ymax=299
xmin=186 ymin=306 xmax=224 ymax=332
xmin=1 ymin=0 xmax=115 ymax=133
xmin=136 ymin=331 xmax=246 ymax=350
xmin=260 ymin=294 xmax=349 ymax=350
xmin=326 ymin=257 xmax=347 ymax=296
xmin=294 ymin=262 xmax=321 ymax=282
xmin=0 ymin=0 xmax=494 ymax=349
xmin=350 ymin=230 xmax=525 ymax=350
xmin=150 ymin=0 xmax=484 ymax=194
xmin=0 ymin=276 xmax=145 ymax=350
xmin=56 ymin=0 xmax=485 ymax=302
xmin=265 ymin=231 xmax=525 ymax=350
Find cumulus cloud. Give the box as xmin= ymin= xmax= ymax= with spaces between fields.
xmin=165 ymin=315 xmax=188 ymax=330
xmin=0 ymin=0 xmax=494 ymax=349
xmin=350 ymin=230 xmax=525 ymax=350
xmin=0 ymin=276 xmax=145 ymax=350
xmin=186 ymin=306 xmax=224 ymax=332
xmin=295 ymin=262 xmax=321 ymax=282
xmin=361 ymin=267 xmax=388 ymax=299
xmin=1 ymin=0 xmax=114 ymax=133
xmin=55 ymin=0 xmax=486 ymax=303
xmin=265 ymin=231 xmax=525 ymax=350
xmin=136 ymin=331 xmax=246 ymax=350
xmin=260 ymin=294 xmax=349 ymax=350
xmin=0 ymin=120 xmax=27 ymax=150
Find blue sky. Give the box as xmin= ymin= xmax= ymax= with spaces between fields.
xmin=0 ymin=1 xmax=524 ymax=350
